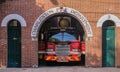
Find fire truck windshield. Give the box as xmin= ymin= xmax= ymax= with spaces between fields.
xmin=49 ymin=32 xmax=76 ymax=42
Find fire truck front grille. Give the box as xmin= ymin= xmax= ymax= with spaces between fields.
xmin=56 ymin=45 xmax=70 ymax=56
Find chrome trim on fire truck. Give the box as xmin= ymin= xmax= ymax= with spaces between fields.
xmin=46 ymin=52 xmax=56 ymax=54
xmin=38 ymin=51 xmax=46 ymax=54
xmin=56 ymin=45 xmax=70 ymax=56
xmin=70 ymin=52 xmax=81 ymax=56
xmin=38 ymin=51 xmax=55 ymax=54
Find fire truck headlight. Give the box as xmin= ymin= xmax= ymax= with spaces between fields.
xmin=47 ymin=49 xmax=54 ymax=52
xmin=72 ymin=49 xmax=78 ymax=52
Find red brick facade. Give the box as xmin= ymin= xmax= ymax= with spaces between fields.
xmin=0 ymin=0 xmax=120 ymax=67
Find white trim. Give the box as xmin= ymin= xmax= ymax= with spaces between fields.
xmin=1 ymin=14 xmax=27 ymax=27
xmin=31 ymin=7 xmax=93 ymax=41
xmin=97 ymin=14 xmax=120 ymax=27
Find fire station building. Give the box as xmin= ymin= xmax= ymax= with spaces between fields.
xmin=0 ymin=0 xmax=120 ymax=68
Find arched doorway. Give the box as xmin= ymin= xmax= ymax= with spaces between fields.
xmin=102 ymin=20 xmax=115 ymax=67
xmin=38 ymin=14 xmax=86 ymax=66
xmin=7 ymin=20 xmax=21 ymax=67
xmin=31 ymin=7 xmax=93 ymax=66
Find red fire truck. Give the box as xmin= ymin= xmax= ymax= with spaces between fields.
xmin=38 ymin=32 xmax=85 ymax=63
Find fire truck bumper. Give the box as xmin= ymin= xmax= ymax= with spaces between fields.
xmin=44 ymin=55 xmax=81 ymax=62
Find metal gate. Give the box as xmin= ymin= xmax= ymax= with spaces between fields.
xmin=102 ymin=26 xmax=115 ymax=67
xmin=7 ymin=20 xmax=21 ymax=67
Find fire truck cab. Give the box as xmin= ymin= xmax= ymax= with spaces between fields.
xmin=45 ymin=32 xmax=82 ymax=62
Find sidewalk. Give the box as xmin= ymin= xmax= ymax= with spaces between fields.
xmin=0 ymin=66 xmax=120 ymax=72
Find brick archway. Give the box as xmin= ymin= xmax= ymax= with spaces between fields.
xmin=97 ymin=14 xmax=120 ymax=27
xmin=1 ymin=14 xmax=27 ymax=27
xmin=31 ymin=7 xmax=93 ymax=41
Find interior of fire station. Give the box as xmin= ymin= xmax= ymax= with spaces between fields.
xmin=37 ymin=14 xmax=86 ymax=66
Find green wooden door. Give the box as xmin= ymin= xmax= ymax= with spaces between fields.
xmin=7 ymin=21 xmax=21 ymax=67
xmin=102 ymin=26 xmax=115 ymax=67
